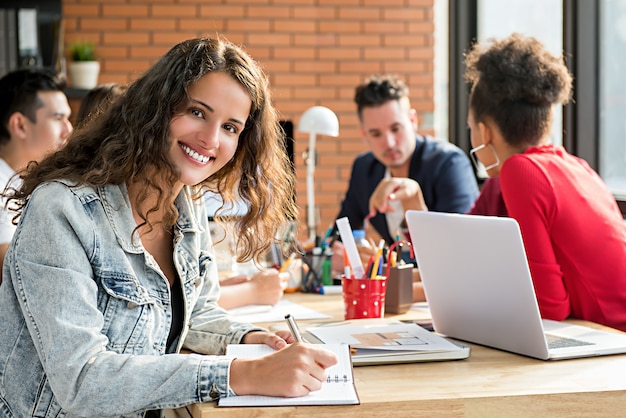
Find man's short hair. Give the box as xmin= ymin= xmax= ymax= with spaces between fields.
xmin=354 ymin=74 xmax=409 ymax=120
xmin=0 ymin=68 xmax=67 ymax=144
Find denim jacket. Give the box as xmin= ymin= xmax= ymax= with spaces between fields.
xmin=0 ymin=181 xmax=263 ymax=417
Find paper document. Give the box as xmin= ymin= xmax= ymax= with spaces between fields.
xmin=309 ymin=322 xmax=459 ymax=351
xmin=226 ymin=299 xmax=331 ymax=323
xmin=305 ymin=320 xmax=470 ymax=365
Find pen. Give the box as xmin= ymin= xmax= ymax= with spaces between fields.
xmin=285 ymin=313 xmax=303 ymax=343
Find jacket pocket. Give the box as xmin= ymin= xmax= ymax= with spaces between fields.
xmin=99 ymin=274 xmax=161 ymax=354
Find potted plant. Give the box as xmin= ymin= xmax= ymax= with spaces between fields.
xmin=67 ymin=41 xmax=100 ymax=89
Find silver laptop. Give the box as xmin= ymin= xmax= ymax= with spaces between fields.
xmin=405 ymin=210 xmax=626 ymax=360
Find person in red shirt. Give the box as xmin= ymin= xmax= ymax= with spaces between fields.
xmin=465 ymin=33 xmax=626 ymax=332
xmin=468 ymin=177 xmax=507 ymax=217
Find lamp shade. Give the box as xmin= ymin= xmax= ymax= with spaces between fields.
xmin=297 ymin=106 xmax=339 ymax=137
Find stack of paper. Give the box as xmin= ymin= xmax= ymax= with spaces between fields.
xmin=305 ymin=320 xmax=470 ymax=365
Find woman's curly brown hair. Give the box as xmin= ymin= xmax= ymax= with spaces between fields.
xmin=465 ymin=33 xmax=572 ymax=147
xmin=8 ymin=37 xmax=297 ymax=263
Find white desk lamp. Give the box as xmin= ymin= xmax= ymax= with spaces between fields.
xmin=297 ymin=106 xmax=339 ymax=242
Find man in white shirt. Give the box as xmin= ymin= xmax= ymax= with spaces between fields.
xmin=0 ymin=69 xmax=73 ymax=279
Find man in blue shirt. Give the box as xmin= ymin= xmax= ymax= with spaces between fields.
xmin=330 ymin=75 xmax=478 ymax=301
xmin=334 ymin=74 xmax=478 ymax=246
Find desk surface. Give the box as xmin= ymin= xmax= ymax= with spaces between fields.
xmin=188 ymin=293 xmax=626 ymax=417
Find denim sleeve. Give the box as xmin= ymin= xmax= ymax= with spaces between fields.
xmin=7 ymin=183 xmax=246 ymax=415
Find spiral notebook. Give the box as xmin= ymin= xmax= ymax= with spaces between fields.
xmin=218 ymin=344 xmax=359 ymax=407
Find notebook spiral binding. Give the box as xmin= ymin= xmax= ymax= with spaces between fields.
xmin=327 ymin=374 xmax=349 ymax=383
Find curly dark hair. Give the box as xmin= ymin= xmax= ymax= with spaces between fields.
xmin=354 ymin=74 xmax=409 ymax=121
xmin=8 ymin=37 xmax=297 ymax=262
xmin=465 ymin=33 xmax=572 ymax=147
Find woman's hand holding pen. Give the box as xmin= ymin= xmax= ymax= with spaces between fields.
xmin=367 ymin=177 xmax=428 ymax=219
xmin=230 ymin=339 xmax=338 ymax=397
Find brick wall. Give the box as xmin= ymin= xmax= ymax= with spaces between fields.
xmin=63 ymin=0 xmax=436 ymax=242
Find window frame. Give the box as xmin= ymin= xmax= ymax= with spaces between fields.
xmin=448 ymin=0 xmax=624 ymax=214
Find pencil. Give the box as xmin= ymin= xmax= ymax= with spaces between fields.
xmin=343 ymin=247 xmax=352 ymax=278
xmin=279 ymin=253 xmax=297 ymax=273
xmin=370 ymin=249 xmax=382 ymax=279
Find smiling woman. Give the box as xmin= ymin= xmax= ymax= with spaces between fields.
xmin=0 ymin=37 xmax=339 ymax=417
xmin=169 ymin=71 xmax=251 ymax=190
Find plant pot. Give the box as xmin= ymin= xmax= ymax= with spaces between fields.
xmin=68 ymin=61 xmax=100 ymax=89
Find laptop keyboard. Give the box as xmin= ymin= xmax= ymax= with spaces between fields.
xmin=545 ymin=333 xmax=595 ymax=349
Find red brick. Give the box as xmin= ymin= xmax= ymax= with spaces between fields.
xmin=292 ymin=86 xmax=338 ymax=100
xmin=96 ymin=46 xmax=129 ymax=59
xmin=338 ymin=61 xmax=382 ymax=74
xmin=294 ymin=34 xmax=337 ymax=47
xmin=131 ymin=19 xmax=177 ymax=31
xmin=273 ymin=20 xmax=316 ymax=33
xmin=364 ymin=21 xmax=409 ymax=33
xmin=63 ymin=4 xmax=100 ymax=17
xmin=273 ymin=74 xmax=317 ymax=87
xmin=319 ymin=21 xmax=361 ymax=33
xmin=407 ymin=21 xmax=436 ymax=34
xmin=384 ymin=8 xmax=427 ymax=21
xmin=339 ymin=34 xmax=381 ymax=47
xmin=384 ymin=61 xmax=428 ymax=74
xmin=152 ymin=32 xmax=201 ymax=46
xmin=103 ymin=32 xmax=150 ymax=45
xmin=80 ymin=18 xmax=127 ymax=31
xmin=407 ymin=47 xmax=435 ymax=60
xmin=363 ymin=0 xmax=405 ymax=5
xmin=151 ymin=5 xmax=198 ymax=18
xmin=226 ymin=19 xmax=271 ymax=32
xmin=102 ymin=5 xmax=149 ymax=17
xmin=293 ymin=7 xmax=336 ymax=19
xmin=319 ymin=0 xmax=360 ymax=5
xmin=363 ymin=47 xmax=407 ymax=60
xmin=318 ymin=47 xmax=361 ymax=60
xmin=408 ymin=0 xmax=435 ymax=6
xmin=130 ymin=46 xmax=171 ymax=59
xmin=199 ymin=5 xmax=245 ymax=18
xmin=103 ymin=59 xmax=152 ymax=72
xmin=273 ymin=48 xmax=316 ymax=60
xmin=248 ymin=33 xmax=292 ymax=46
xmin=247 ymin=6 xmax=291 ymax=19
xmin=293 ymin=61 xmax=336 ymax=73
xmin=337 ymin=7 xmax=381 ymax=20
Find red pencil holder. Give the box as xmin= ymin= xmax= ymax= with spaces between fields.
xmin=341 ymin=275 xmax=387 ymax=320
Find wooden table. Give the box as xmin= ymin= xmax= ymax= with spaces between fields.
xmin=187 ymin=292 xmax=626 ymax=417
